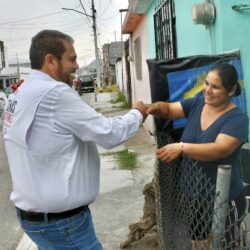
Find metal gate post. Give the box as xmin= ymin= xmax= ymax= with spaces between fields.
xmin=211 ymin=165 xmax=232 ymax=249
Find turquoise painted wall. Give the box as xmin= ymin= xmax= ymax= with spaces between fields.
xmin=214 ymin=0 xmax=250 ymax=120
xmin=175 ymin=0 xmax=213 ymax=55
xmin=175 ymin=0 xmax=250 ymax=132
xmin=147 ymin=2 xmax=156 ymax=58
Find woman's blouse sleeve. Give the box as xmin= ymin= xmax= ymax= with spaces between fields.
xmin=180 ymin=96 xmax=201 ymax=118
xmin=221 ymin=111 xmax=249 ymax=143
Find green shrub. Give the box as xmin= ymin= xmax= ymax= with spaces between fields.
xmin=97 ymin=84 xmax=119 ymax=93
xmin=110 ymin=91 xmax=129 ymax=108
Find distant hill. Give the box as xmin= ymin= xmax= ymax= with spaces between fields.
xmin=76 ymin=59 xmax=101 ymax=76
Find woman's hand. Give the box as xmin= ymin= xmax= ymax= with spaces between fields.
xmin=147 ymin=102 xmax=168 ymax=118
xmin=147 ymin=101 xmax=184 ymax=119
xmin=157 ymin=143 xmax=182 ymax=163
xmin=147 ymin=102 xmax=160 ymax=116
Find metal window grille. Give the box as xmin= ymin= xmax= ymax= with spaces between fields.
xmin=154 ymin=0 xmax=177 ymax=60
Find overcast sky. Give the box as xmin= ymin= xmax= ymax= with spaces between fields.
xmin=0 ymin=0 xmax=129 ymax=67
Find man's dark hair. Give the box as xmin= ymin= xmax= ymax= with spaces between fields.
xmin=29 ymin=30 xmax=74 ymax=69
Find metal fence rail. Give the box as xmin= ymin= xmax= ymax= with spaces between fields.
xmin=154 ymin=131 xmax=249 ymax=249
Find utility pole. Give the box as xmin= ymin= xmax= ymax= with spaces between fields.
xmin=62 ymin=0 xmax=101 ymax=87
xmin=91 ymin=0 xmax=101 ymax=87
xmin=118 ymin=9 xmax=128 ymax=99
xmin=16 ymin=53 xmax=20 ymax=79
xmin=119 ymin=9 xmax=128 ymax=56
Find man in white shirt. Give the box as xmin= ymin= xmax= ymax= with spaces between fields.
xmin=3 ymin=30 xmax=147 ymax=250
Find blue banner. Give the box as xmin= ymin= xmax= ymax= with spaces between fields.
xmin=167 ymin=59 xmax=247 ymax=128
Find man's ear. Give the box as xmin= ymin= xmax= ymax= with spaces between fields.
xmin=44 ymin=54 xmax=57 ymax=70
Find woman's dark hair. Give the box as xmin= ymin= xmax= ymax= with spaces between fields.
xmin=30 ymin=30 xmax=74 ymax=69
xmin=209 ymin=63 xmax=241 ymax=96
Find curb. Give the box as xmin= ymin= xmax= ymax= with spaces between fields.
xmin=16 ymin=234 xmax=36 ymax=250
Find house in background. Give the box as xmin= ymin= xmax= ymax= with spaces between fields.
xmin=120 ymin=0 xmax=250 ymax=134
xmin=76 ymin=59 xmax=102 ymax=81
xmin=121 ymin=0 xmax=156 ymax=132
xmin=0 ymin=67 xmax=19 ymax=90
xmin=0 ymin=63 xmax=31 ymax=90
xmin=0 ymin=40 xmax=31 ymax=90
xmin=0 ymin=40 xmax=7 ymax=71
xmin=102 ymin=41 xmax=124 ymax=85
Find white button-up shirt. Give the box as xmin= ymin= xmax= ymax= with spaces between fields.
xmin=4 ymin=70 xmax=143 ymax=212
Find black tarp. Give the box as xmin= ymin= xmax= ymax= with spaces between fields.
xmin=147 ymin=51 xmax=246 ymax=141
xmin=147 ymin=51 xmax=250 ymax=185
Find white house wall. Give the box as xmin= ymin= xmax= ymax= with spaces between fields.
xmin=122 ymin=55 xmax=129 ymax=101
xmin=129 ymin=15 xmax=154 ymax=132
xmin=115 ymin=60 xmax=123 ymax=91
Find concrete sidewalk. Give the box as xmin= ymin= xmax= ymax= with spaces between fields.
xmin=16 ymin=92 xmax=158 ymax=250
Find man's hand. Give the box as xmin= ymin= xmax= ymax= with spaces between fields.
xmin=133 ymin=101 xmax=149 ymax=122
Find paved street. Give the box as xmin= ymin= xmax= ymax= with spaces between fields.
xmin=0 ymin=120 xmax=23 ymax=250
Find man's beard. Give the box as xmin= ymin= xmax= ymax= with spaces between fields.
xmin=57 ymin=63 xmax=72 ymax=85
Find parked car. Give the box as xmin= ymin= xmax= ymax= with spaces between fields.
xmin=76 ymin=74 xmax=95 ymax=95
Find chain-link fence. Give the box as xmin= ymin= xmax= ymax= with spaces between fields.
xmin=154 ymin=131 xmax=250 ymax=249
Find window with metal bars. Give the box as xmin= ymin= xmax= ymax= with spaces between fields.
xmin=134 ymin=37 xmax=142 ymax=80
xmin=154 ymin=0 xmax=177 ymax=60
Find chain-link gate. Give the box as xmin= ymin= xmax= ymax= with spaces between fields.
xmin=154 ymin=131 xmax=249 ymax=249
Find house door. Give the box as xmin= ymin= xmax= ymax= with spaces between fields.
xmin=125 ymin=39 xmax=132 ymax=107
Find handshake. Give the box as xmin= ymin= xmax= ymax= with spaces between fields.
xmin=132 ymin=101 xmax=168 ymax=122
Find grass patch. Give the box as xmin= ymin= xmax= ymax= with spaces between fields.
xmin=111 ymin=91 xmax=125 ymax=103
xmin=101 ymin=149 xmax=137 ymax=170
xmin=98 ymin=84 xmax=119 ymax=93
xmin=110 ymin=91 xmax=130 ymax=109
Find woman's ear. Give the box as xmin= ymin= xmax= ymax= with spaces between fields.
xmin=228 ymin=84 xmax=237 ymax=97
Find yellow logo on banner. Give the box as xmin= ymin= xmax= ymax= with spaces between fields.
xmin=183 ymin=72 xmax=206 ymax=99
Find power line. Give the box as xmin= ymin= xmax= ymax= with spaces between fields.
xmin=6 ymin=22 xmax=92 ymax=57
xmin=0 ymin=18 xmax=81 ymax=27
xmin=0 ymin=20 xmax=84 ymax=31
xmin=98 ymin=0 xmax=111 ymax=16
xmin=79 ymin=0 xmax=93 ymax=27
xmin=0 ymin=11 xmax=65 ymax=25
xmin=98 ymin=13 xmax=119 ymax=20
xmin=1 ymin=20 xmax=85 ymax=43
xmin=83 ymin=0 xmax=92 ymax=6
xmin=97 ymin=19 xmax=117 ymax=33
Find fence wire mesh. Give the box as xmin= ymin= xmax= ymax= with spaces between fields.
xmin=154 ymin=131 xmax=249 ymax=250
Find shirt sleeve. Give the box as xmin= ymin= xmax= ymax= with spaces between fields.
xmin=180 ymin=96 xmax=201 ymax=118
xmin=220 ymin=112 xmax=249 ymax=143
xmin=53 ymin=86 xmax=143 ymax=149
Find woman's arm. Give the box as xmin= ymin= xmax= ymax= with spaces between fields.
xmin=157 ymin=134 xmax=242 ymax=163
xmin=147 ymin=101 xmax=185 ymax=119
